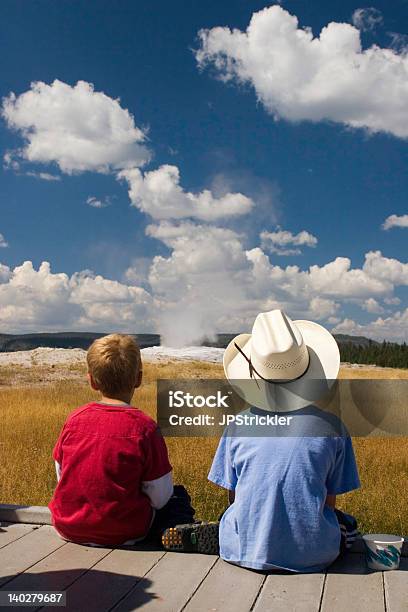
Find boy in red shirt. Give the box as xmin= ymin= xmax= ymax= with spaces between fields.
xmin=49 ymin=334 xmax=194 ymax=546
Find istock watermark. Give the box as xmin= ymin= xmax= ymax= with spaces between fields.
xmin=168 ymin=390 xmax=231 ymax=408
xmin=157 ymin=379 xmax=408 ymax=438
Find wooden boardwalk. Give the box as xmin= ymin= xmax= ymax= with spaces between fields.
xmin=1 ymin=520 xmax=407 ymax=612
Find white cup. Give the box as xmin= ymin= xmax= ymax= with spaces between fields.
xmin=363 ymin=534 xmax=404 ymax=570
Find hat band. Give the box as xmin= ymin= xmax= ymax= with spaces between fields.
xmin=234 ymin=342 xmax=310 ymax=383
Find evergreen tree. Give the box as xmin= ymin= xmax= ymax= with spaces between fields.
xmin=338 ymin=339 xmax=408 ymax=368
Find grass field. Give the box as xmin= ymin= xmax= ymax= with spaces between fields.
xmin=1 ymin=360 xmax=407 ymax=535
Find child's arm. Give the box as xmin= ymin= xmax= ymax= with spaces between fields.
xmin=208 ymin=433 xmax=237 ymax=505
xmin=326 ymin=436 xmax=360 ymax=501
xmin=55 ymin=461 xmax=62 ymax=482
xmin=142 ymin=425 xmax=173 ymax=510
xmin=142 ymin=471 xmax=173 ymax=510
xmin=52 ymin=422 xmax=67 ymax=484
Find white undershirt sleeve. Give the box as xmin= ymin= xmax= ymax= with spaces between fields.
xmin=142 ymin=471 xmax=173 ymax=510
xmin=55 ymin=461 xmax=62 ymax=482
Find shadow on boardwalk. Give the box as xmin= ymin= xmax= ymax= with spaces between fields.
xmin=0 ymin=569 xmax=155 ymax=611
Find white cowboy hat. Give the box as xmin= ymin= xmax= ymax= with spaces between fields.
xmin=223 ymin=309 xmax=340 ymax=412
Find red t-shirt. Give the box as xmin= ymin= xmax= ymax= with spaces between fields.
xmin=49 ymin=402 xmax=172 ymax=545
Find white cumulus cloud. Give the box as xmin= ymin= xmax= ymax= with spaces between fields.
xmin=128 ymin=217 xmax=408 ymax=343
xmin=0 ymin=234 xmax=8 ymax=248
xmin=333 ymin=309 xmax=408 ymax=342
xmin=309 ymin=297 xmax=339 ymax=320
xmin=1 ymin=246 xmax=408 ymax=342
xmin=25 ymin=171 xmax=61 ymax=181
xmin=387 ymin=32 xmax=408 ymax=54
xmin=351 ymin=8 xmax=383 ymax=32
xmin=196 ymin=5 xmax=408 ymax=138
xmin=261 ymin=228 xmax=317 ymax=255
xmin=0 ymin=261 xmax=154 ymax=333
xmin=246 ymin=249 xmax=407 ymax=315
xmin=363 ymin=250 xmax=408 ymax=285
xmin=2 ymin=79 xmax=150 ymax=174
xmin=362 ymin=297 xmax=385 ymax=314
xmin=119 ymin=164 xmax=253 ymax=221
xmin=382 ymin=213 xmax=408 ymax=230
xmin=86 ymin=196 xmax=113 ymax=209
xmin=384 ymin=296 xmax=401 ymax=305
xmin=0 ymin=263 xmax=10 ymax=282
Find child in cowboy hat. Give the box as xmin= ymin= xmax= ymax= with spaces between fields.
xmin=162 ymin=310 xmax=360 ymax=573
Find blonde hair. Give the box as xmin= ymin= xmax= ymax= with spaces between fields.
xmin=87 ymin=334 xmax=141 ymax=397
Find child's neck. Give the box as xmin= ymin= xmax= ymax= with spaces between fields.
xmin=100 ymin=394 xmax=133 ymax=406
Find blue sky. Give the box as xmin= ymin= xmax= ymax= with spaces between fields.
xmin=1 ymin=1 xmax=408 ymax=342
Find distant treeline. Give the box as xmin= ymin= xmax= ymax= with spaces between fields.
xmin=340 ymin=340 xmax=408 ymax=369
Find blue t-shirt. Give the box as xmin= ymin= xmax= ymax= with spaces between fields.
xmin=208 ymin=407 xmax=360 ymax=572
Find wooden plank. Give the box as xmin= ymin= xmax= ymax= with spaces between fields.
xmin=0 ymin=526 xmax=65 ymax=587
xmin=183 ymin=560 xmax=262 ymax=611
xmin=48 ymin=549 xmax=165 ymax=612
xmin=0 ymin=523 xmax=36 ymax=549
xmin=253 ymin=572 xmax=325 ymax=612
xmin=184 ymin=559 xmax=265 ymax=612
xmin=384 ymin=556 xmax=408 ymax=612
xmin=3 ymin=542 xmax=111 ymax=591
xmin=112 ymin=552 xmax=218 ymax=612
xmin=2 ymin=544 xmax=112 ymax=612
xmin=321 ymin=553 xmax=385 ymax=612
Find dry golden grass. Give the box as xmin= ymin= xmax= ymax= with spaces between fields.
xmin=0 ymin=360 xmax=407 ymax=535
xmin=0 ymin=362 xmax=85 ymax=387
xmin=339 ymin=366 xmax=408 ymax=379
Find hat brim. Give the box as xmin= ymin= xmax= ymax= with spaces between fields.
xmin=223 ymin=320 xmax=340 ymax=412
